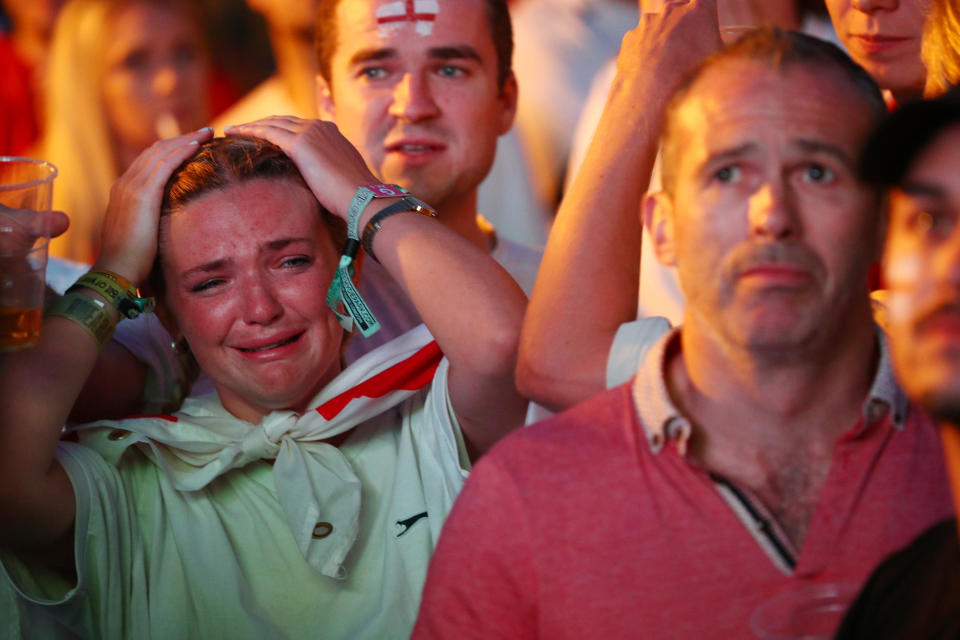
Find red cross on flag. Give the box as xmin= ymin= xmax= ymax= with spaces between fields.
xmin=376 ymin=0 xmax=440 ymax=36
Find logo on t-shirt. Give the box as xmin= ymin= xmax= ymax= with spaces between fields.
xmin=394 ymin=511 xmax=428 ymax=537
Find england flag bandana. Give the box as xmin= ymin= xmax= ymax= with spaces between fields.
xmin=68 ymin=324 xmax=443 ymax=579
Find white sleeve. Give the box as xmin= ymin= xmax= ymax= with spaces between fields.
xmin=0 ymin=442 xmax=137 ymax=639
xmin=407 ymin=358 xmax=471 ymax=544
xmin=606 ymin=317 xmax=672 ymax=389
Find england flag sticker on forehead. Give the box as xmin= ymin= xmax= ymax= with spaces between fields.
xmin=376 ymin=0 xmax=440 ymax=37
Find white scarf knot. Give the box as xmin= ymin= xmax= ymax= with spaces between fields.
xmin=240 ymin=414 xmax=289 ymax=460
xmin=69 ymin=325 xmax=442 ymax=580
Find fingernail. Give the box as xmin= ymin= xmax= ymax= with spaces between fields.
xmin=200 ymin=126 xmax=213 ymax=133
xmin=223 ymin=125 xmax=234 ymax=131
xmin=189 ymin=140 xmax=199 ymax=145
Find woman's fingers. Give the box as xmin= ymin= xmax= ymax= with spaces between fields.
xmin=0 ymin=205 xmax=68 ymax=252
xmin=227 ymin=118 xmax=378 ymax=219
xmin=95 ymin=127 xmax=214 ymax=284
xmin=123 ymin=127 xmax=214 ymax=187
xmin=45 ymin=210 xmax=70 ymax=239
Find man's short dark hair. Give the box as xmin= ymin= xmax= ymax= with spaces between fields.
xmin=859 ymin=85 xmax=960 ymax=186
xmin=315 ymin=0 xmax=513 ymax=94
xmin=660 ymin=28 xmax=887 ymax=195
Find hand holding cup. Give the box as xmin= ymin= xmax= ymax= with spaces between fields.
xmin=0 ymin=157 xmax=59 ymax=351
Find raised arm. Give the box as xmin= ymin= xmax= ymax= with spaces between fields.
xmin=227 ymin=118 xmax=528 ymax=457
xmin=0 ymin=128 xmax=213 ymax=554
xmin=517 ymin=0 xmax=722 ymax=411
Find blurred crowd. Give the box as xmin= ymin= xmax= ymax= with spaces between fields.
xmin=1 ymin=0 xmax=960 ymax=638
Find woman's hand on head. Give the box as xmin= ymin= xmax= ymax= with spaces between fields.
xmin=94 ymin=127 xmax=214 ymax=286
xmin=225 ymin=117 xmax=379 ymax=221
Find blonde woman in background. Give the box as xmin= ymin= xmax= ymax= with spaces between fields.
xmin=924 ymin=0 xmax=960 ymax=96
xmin=43 ymin=0 xmax=210 ymax=264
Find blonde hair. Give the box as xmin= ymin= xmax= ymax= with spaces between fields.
xmin=42 ymin=0 xmax=205 ymax=264
xmin=923 ymin=0 xmax=960 ymax=97
xmin=43 ymin=0 xmax=118 ymax=264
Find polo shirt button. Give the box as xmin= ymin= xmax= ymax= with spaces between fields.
xmin=107 ymin=429 xmax=131 ymax=441
xmin=866 ymin=399 xmax=887 ymax=423
xmin=313 ymin=522 xmax=334 ymax=539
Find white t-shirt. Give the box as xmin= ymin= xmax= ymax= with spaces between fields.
xmin=2 ymin=357 xmax=469 ymax=640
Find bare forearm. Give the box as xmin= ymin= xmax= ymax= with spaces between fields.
xmin=371 ymin=209 xmax=526 ymax=379
xmin=518 ymin=3 xmax=722 ymax=410
xmin=69 ymin=340 xmax=148 ymax=423
xmin=370 ymin=209 xmax=528 ymax=454
xmin=519 ymin=72 xmax=668 ymax=410
xmin=0 ymin=315 xmax=101 ymax=545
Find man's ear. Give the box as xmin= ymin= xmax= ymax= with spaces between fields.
xmin=317 ymin=74 xmax=335 ymax=121
xmin=497 ymin=71 xmax=518 ymax=135
xmin=644 ymin=191 xmax=677 ymax=267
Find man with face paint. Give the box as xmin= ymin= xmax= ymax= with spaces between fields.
xmin=413 ymin=11 xmax=954 ymax=639
xmin=835 ymin=85 xmax=960 ymax=640
xmin=313 ymin=0 xmax=543 ymax=362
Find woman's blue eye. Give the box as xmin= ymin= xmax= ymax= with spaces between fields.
xmin=191 ymin=278 xmax=224 ymax=293
xmin=281 ymin=256 xmax=311 ymax=268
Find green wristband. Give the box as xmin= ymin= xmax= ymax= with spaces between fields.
xmin=325 ymin=185 xmax=408 ymax=338
xmin=46 ymin=292 xmax=115 ymax=348
xmin=71 ymin=270 xmax=155 ymax=320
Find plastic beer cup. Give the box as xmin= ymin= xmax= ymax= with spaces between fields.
xmin=0 ymin=157 xmax=58 ymax=351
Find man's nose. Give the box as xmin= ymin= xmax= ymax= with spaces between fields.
xmin=748 ymin=179 xmax=799 ymax=241
xmin=747 ymin=179 xmax=800 ymax=240
xmin=388 ymin=72 xmax=441 ymax=122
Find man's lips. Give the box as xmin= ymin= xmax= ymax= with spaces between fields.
xmin=738 ymin=264 xmax=811 ymax=287
xmin=385 ymin=140 xmax=446 ymax=156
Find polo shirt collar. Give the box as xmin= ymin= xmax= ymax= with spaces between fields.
xmin=631 ymin=326 xmax=907 ymax=455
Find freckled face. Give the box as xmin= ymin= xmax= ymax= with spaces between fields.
xmin=883 ymin=125 xmax=960 ymax=417
xmin=160 ymin=178 xmax=343 ymax=423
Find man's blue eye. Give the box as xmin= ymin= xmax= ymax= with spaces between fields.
xmin=715 ymin=166 xmax=741 ymax=184
xmin=437 ymin=65 xmax=464 ymax=78
xmin=802 ymin=164 xmax=835 ymax=184
xmin=362 ymin=67 xmax=387 ymax=80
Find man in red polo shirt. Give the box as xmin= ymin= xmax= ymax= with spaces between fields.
xmin=412 ymin=8 xmax=953 ymax=639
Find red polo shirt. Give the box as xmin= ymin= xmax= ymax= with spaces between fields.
xmin=413 ymin=330 xmax=953 ymax=639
